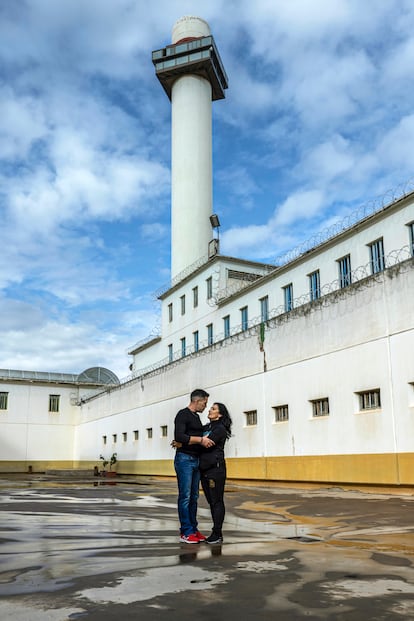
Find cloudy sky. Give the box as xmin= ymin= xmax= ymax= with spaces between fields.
xmin=1 ymin=0 xmax=414 ymax=378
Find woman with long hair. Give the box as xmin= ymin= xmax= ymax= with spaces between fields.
xmin=199 ymin=402 xmax=232 ymax=544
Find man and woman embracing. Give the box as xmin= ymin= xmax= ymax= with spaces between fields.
xmin=173 ymin=389 xmax=232 ymax=544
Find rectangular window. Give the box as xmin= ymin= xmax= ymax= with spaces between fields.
xmin=133 ymin=430 xmax=139 ymax=441
xmin=181 ymin=337 xmax=186 ymax=357
xmin=358 ymin=389 xmax=381 ymax=410
xmin=283 ymin=283 xmax=293 ymax=312
xmin=168 ymin=302 xmax=173 ymax=322
xmin=369 ymin=238 xmax=385 ymax=274
xmin=168 ymin=343 xmax=173 ymax=362
xmin=112 ymin=434 xmax=117 ymax=443
xmin=122 ymin=432 xmax=127 ymax=442
xmin=48 ymin=394 xmax=60 ymax=413
xmin=193 ymin=330 xmax=199 ymax=352
xmin=260 ymin=296 xmax=269 ymax=322
xmin=161 ymin=425 xmax=168 ymax=437
xmin=180 ymin=294 xmax=186 ymax=315
xmin=309 ymin=270 xmax=321 ymax=301
xmin=207 ymin=323 xmax=213 ymax=346
xmin=223 ymin=315 xmax=230 ymax=338
xmin=407 ymin=222 xmax=414 ymax=256
xmin=244 ymin=410 xmax=257 ymax=426
xmin=103 ymin=435 xmax=107 ymax=445
xmin=193 ymin=286 xmax=199 ymax=308
xmin=0 ymin=392 xmax=8 ymax=410
xmin=337 ymin=254 xmax=352 ymax=288
xmin=206 ymin=276 xmax=213 ymax=299
xmin=311 ymin=398 xmax=329 ymax=417
xmin=241 ymin=306 xmax=248 ymax=331
xmin=147 ymin=427 xmax=153 ymax=439
xmin=273 ymin=404 xmax=289 ymax=422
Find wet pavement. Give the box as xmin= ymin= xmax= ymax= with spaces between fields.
xmin=0 ymin=474 xmax=414 ymax=620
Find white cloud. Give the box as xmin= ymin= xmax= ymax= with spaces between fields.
xmin=383 ymin=36 xmax=414 ymax=84
xmin=0 ymin=87 xmax=48 ymax=159
xmin=299 ymin=135 xmax=355 ymax=184
xmin=284 ymin=49 xmax=375 ymax=130
xmin=221 ymin=223 xmax=270 ymax=255
xmin=0 ymin=318 xmax=129 ymax=377
xmin=216 ymin=164 xmax=259 ymax=207
xmin=1 ymin=0 xmax=414 ymax=374
xmin=377 ymin=114 xmax=414 ymax=171
xmin=221 ymin=188 xmax=326 ymax=258
xmin=0 ymin=291 xmax=160 ymax=377
xmin=2 ymin=106 xmax=169 ymax=237
xmin=271 ymin=190 xmax=326 ymax=228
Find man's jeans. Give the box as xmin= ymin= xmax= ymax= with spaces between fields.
xmin=174 ymin=451 xmax=200 ymax=536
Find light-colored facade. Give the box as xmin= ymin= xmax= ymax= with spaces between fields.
xmin=1 ymin=17 xmax=414 ymax=487
xmin=0 ymin=368 xmax=119 ymax=472
xmin=73 ymin=191 xmax=414 ymax=486
xmin=2 ymin=192 xmax=412 ymax=484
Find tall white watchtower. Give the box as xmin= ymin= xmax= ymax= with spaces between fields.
xmin=152 ymin=16 xmax=228 ymax=279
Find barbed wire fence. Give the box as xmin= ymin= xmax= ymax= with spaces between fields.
xmin=77 ymin=244 xmax=414 ymax=402
xmin=81 ymin=179 xmax=414 ymax=402
xmin=272 ymin=177 xmax=414 ymax=267
xmin=153 ymin=177 xmax=414 ymax=303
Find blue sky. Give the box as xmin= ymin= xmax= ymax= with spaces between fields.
xmin=1 ymin=0 xmax=414 ymax=378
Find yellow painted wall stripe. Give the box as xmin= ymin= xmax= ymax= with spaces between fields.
xmin=2 ymin=452 xmax=414 ymax=486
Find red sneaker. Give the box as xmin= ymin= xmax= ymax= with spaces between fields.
xmin=196 ymin=530 xmax=206 ymax=541
xmin=180 ymin=533 xmax=200 ymax=544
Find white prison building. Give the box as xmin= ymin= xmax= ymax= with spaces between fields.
xmin=1 ymin=16 xmax=413 ymax=487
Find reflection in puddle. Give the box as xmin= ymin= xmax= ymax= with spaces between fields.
xmin=0 ymin=481 xmax=317 ymax=601
xmin=322 ymin=577 xmax=414 ymax=600
xmin=77 ymin=565 xmax=230 ymax=604
xmin=179 ymin=545 xmax=222 ymax=564
xmin=236 ymin=558 xmax=293 ymax=573
xmin=0 ymin=484 xmax=284 ymax=597
xmin=1 ymin=478 xmax=414 ymax=621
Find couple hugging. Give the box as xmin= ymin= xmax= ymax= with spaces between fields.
xmin=173 ymin=389 xmax=232 ymax=544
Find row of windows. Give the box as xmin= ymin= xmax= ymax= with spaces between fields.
xmin=102 ymin=426 xmax=168 ymax=444
xmin=167 ymin=226 xmax=414 ymax=359
xmin=0 ymin=385 xmax=385 ymax=427
xmin=168 ymin=277 xmax=213 ymax=321
xmin=101 ymin=390 xmax=383 ymax=446
xmin=245 ymin=390 xmax=382 ymax=425
xmin=0 ymin=392 xmax=60 ymax=412
xmin=288 ymin=237 xmax=387 ymax=306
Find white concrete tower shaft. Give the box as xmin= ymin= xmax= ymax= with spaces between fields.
xmin=171 ymin=20 xmax=212 ymax=279
xmin=152 ymin=16 xmax=228 ymax=279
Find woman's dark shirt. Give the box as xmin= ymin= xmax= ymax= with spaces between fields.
xmin=199 ymin=420 xmax=228 ymax=473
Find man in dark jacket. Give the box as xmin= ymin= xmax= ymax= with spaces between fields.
xmin=174 ymin=388 xmax=214 ymax=543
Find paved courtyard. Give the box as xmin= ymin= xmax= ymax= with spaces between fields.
xmin=0 ymin=474 xmax=414 ymax=620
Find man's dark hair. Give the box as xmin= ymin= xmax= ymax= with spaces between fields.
xmin=190 ymin=388 xmax=209 ymax=401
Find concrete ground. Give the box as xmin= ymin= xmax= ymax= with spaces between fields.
xmin=0 ymin=474 xmax=414 ymax=620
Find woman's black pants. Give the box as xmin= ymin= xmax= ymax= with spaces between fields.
xmin=200 ymin=468 xmax=226 ymax=536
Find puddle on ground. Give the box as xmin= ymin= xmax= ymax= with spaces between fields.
xmin=236 ymin=558 xmax=294 ymax=573
xmin=0 ymin=602 xmax=86 ymax=621
xmin=0 ymin=485 xmax=317 ymax=598
xmin=322 ymin=577 xmax=414 ymax=600
xmin=1 ymin=480 xmax=414 ymax=620
xmin=77 ymin=565 xmax=229 ymax=604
